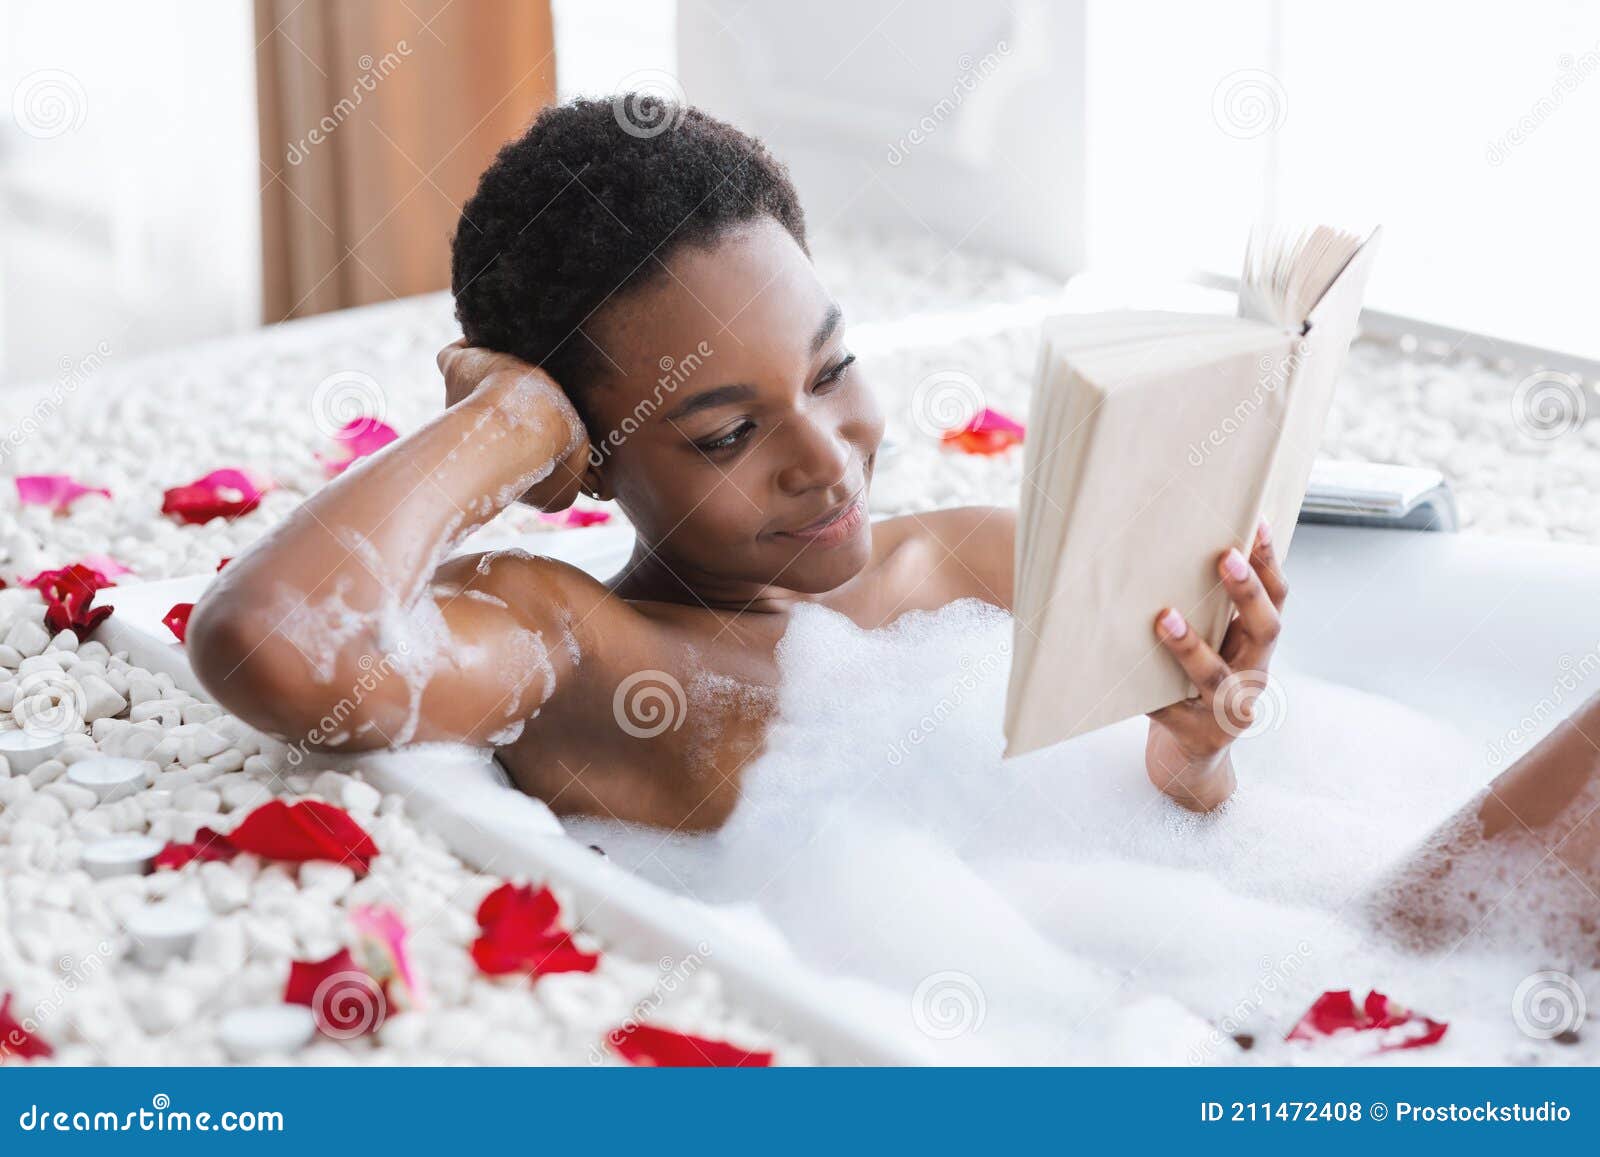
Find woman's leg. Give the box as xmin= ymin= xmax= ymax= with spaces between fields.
xmin=1370 ymin=691 xmax=1600 ymax=961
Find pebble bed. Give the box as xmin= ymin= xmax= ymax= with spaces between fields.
xmin=0 ymin=232 xmax=1591 ymax=1066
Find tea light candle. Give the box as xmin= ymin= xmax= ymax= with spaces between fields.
xmin=0 ymin=730 xmax=65 ymax=776
xmin=218 ymin=1005 xmax=318 ymax=1061
xmin=82 ymin=834 xmax=164 ymax=880
xmin=124 ymin=900 xmax=210 ymax=968
xmin=67 ymin=756 xmax=154 ymax=803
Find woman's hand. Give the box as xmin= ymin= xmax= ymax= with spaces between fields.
xmin=1144 ymin=520 xmax=1287 ymax=811
xmin=437 ymin=339 xmax=593 ymax=512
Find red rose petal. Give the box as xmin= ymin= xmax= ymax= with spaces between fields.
xmin=163 ymin=602 xmax=194 ymax=643
xmin=1287 ymin=988 xmax=1448 ymax=1052
xmin=162 ymin=468 xmax=271 ymax=524
xmin=153 ymin=826 xmax=238 ymax=870
xmin=216 ymin=556 xmax=233 ymax=572
xmin=228 ymin=799 xmax=379 ymax=875
xmin=608 ymin=1024 xmax=773 ymax=1068
xmin=0 ymin=993 xmax=53 ymax=1061
xmin=470 ymin=882 xmax=600 ymax=978
xmin=285 ymin=947 xmax=387 ymax=1037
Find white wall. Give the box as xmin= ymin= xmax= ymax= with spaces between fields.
xmin=677 ymin=0 xmax=1087 ymax=279
xmin=0 ymin=0 xmax=261 ymax=386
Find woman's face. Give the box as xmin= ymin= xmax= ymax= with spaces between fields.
xmin=581 ymin=218 xmax=885 ymax=596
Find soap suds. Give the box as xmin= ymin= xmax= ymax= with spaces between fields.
xmin=563 ymin=599 xmax=1559 ymax=1063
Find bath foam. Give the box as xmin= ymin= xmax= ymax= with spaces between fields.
xmin=563 ymin=598 xmax=1574 ymax=1064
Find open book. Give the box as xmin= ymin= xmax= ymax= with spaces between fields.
xmin=1004 ymin=226 xmax=1381 ymax=755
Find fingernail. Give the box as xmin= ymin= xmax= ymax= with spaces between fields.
xmin=1256 ymin=517 xmax=1271 ymax=546
xmin=1222 ymin=548 xmax=1250 ymax=581
xmin=1158 ymin=608 xmax=1188 ymax=639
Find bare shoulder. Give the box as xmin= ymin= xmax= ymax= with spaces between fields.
xmin=871 ymin=506 xmax=1015 ymax=612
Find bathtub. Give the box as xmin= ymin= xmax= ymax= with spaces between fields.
xmin=96 ymin=519 xmax=1600 ymax=1061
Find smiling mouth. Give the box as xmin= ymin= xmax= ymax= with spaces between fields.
xmin=778 ymin=494 xmax=867 ymax=545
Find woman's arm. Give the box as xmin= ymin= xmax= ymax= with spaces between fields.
xmin=187 ymin=357 xmax=595 ymax=751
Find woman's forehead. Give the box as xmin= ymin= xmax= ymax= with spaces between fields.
xmin=591 ymin=219 xmax=831 ymax=377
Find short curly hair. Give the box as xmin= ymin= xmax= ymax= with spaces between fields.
xmin=451 ymin=97 xmax=807 ymax=410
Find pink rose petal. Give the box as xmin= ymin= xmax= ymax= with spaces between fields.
xmin=16 ymin=474 xmax=111 ymax=514
xmin=318 ymin=418 xmax=399 ymax=476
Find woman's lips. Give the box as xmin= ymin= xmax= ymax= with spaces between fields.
xmin=779 ymin=497 xmax=866 ymax=547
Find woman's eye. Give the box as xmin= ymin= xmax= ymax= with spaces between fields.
xmin=816 ymin=353 xmax=856 ymax=391
xmin=696 ymin=420 xmax=755 ymax=453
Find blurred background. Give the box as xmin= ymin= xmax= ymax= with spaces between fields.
xmin=2 ymin=0 xmax=1598 ymax=544
xmin=4 ymin=0 xmax=1598 ymax=381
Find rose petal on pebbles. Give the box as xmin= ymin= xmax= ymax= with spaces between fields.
xmin=470 ymin=882 xmax=599 ymax=978
xmin=227 ymin=799 xmax=378 ymax=875
xmin=607 ymin=1024 xmax=773 ymax=1068
xmin=285 ymin=947 xmax=388 ymax=1038
xmin=163 ymin=603 xmax=194 ymax=643
xmin=539 ymin=506 xmax=613 ymax=528
xmin=940 ymin=407 xmax=1025 ymax=455
xmin=154 ymin=826 xmax=238 ymax=870
xmin=15 ymin=474 xmax=112 ymax=514
xmin=0 ymin=993 xmax=54 ymax=1061
xmin=161 ymin=468 xmax=271 ymax=524
xmin=317 ymin=418 xmax=399 ymax=477
xmin=352 ymin=905 xmax=425 ymax=1010
xmin=1286 ymin=989 xmax=1448 ymax=1052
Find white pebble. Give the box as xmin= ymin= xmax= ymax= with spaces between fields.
xmin=340 ymin=779 xmax=381 ymax=816
xmin=218 ymin=1005 xmax=317 ymax=1061
xmin=47 ymin=629 xmax=78 ymax=652
xmin=82 ymin=834 xmax=164 ymax=879
xmin=0 ymin=729 xmax=65 ymax=774
xmin=67 ymin=756 xmax=155 ymax=803
xmin=4 ymin=619 xmax=51 ymax=658
xmin=124 ymin=900 xmax=211 ymax=968
xmin=26 ymin=757 xmax=68 ymax=788
xmin=42 ymin=781 xmax=98 ymax=812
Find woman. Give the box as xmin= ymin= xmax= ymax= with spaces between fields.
xmin=187 ymin=97 xmax=1290 ymax=830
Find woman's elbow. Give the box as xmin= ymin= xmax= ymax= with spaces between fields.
xmin=187 ymin=592 xmax=312 ymax=738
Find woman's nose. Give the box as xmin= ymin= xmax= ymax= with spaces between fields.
xmin=775 ymin=413 xmax=852 ymax=496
